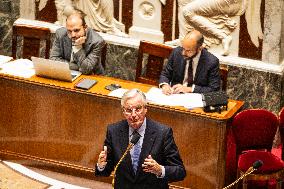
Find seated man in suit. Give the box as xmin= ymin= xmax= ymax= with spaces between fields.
xmin=95 ymin=89 xmax=186 ymax=189
xmin=159 ymin=30 xmax=220 ymax=95
xmin=50 ymin=9 xmax=105 ymax=75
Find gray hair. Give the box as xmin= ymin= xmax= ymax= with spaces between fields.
xmin=121 ymin=89 xmax=147 ymax=107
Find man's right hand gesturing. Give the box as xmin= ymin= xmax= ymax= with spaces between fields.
xmin=97 ymin=146 xmax=107 ymax=169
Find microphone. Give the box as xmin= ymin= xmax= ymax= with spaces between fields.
xmin=130 ymin=132 xmax=141 ymax=145
xmin=222 ymin=160 xmax=263 ymax=189
xmin=112 ymin=132 xmax=141 ymax=188
xmin=252 ymin=160 xmax=263 ymax=169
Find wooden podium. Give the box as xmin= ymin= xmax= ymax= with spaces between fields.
xmin=0 ymin=73 xmax=243 ymax=189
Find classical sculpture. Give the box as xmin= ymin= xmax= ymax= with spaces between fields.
xmin=20 ymin=0 xmax=48 ymax=19
xmin=54 ymin=0 xmax=127 ymax=37
xmin=140 ymin=2 xmax=155 ymax=18
xmin=165 ymin=0 xmax=263 ymax=56
xmin=54 ymin=0 xmax=73 ymax=26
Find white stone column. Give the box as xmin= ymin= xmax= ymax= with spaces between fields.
xmin=280 ymin=2 xmax=284 ymax=62
xmin=262 ymin=0 xmax=284 ymax=64
xmin=129 ymin=0 xmax=164 ymax=43
xmin=20 ymin=0 xmax=35 ymax=19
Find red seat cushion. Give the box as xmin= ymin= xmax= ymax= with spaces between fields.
xmin=238 ymin=151 xmax=284 ymax=174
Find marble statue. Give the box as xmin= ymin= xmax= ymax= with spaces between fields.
xmin=54 ymin=0 xmax=73 ymax=26
xmin=165 ymin=0 xmax=263 ymax=56
xmin=20 ymin=0 xmax=48 ymax=19
xmin=54 ymin=0 xmax=127 ymax=37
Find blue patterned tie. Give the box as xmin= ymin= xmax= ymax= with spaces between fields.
xmin=131 ymin=131 xmax=141 ymax=174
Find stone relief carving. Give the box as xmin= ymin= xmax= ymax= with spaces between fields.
xmin=54 ymin=0 xmax=128 ymax=37
xmin=165 ymin=0 xmax=263 ymax=56
xmin=160 ymin=0 xmax=166 ymax=5
xmin=139 ymin=2 xmax=155 ymax=19
xmin=54 ymin=0 xmax=73 ymax=26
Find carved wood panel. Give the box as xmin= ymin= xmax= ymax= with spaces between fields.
xmin=162 ymin=0 xmax=174 ymax=42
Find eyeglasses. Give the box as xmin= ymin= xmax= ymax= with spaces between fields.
xmin=67 ymin=27 xmax=84 ymax=36
xmin=182 ymin=47 xmax=197 ymax=54
xmin=122 ymin=105 xmax=144 ymax=115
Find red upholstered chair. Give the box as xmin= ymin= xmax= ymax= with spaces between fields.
xmin=279 ymin=107 xmax=284 ymax=160
xmin=232 ymin=109 xmax=284 ymax=189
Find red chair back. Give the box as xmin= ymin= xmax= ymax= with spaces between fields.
xmin=279 ymin=107 xmax=284 ymax=160
xmin=232 ymin=109 xmax=278 ymax=156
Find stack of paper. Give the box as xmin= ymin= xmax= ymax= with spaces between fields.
xmin=0 ymin=55 xmax=13 ymax=65
xmin=146 ymin=87 xmax=204 ymax=109
xmin=0 ymin=59 xmax=35 ymax=78
xmin=108 ymin=87 xmax=204 ymax=109
xmin=108 ymin=88 xmax=128 ymax=98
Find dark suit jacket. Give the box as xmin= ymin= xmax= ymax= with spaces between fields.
xmin=95 ymin=119 xmax=186 ymax=189
xmin=159 ymin=47 xmax=220 ymax=93
xmin=50 ymin=27 xmax=105 ymax=75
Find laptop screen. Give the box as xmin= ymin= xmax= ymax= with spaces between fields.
xmin=32 ymin=57 xmax=81 ymax=82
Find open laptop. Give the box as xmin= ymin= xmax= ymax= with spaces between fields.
xmin=32 ymin=56 xmax=82 ymax=82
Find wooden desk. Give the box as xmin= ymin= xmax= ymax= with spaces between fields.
xmin=0 ymin=73 xmax=243 ymax=189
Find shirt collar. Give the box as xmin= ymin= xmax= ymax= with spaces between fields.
xmin=192 ymin=50 xmax=201 ymax=64
xmin=129 ymin=118 xmax=147 ymax=137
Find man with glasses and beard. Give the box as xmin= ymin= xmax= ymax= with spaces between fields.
xmin=159 ymin=30 xmax=220 ymax=95
xmin=95 ymin=89 xmax=186 ymax=189
xmin=50 ymin=9 xmax=105 ymax=75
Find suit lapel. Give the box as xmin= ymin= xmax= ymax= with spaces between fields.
xmin=178 ymin=48 xmax=186 ymax=81
xmin=84 ymin=29 xmax=91 ymax=53
xmin=135 ymin=119 xmax=157 ymax=178
xmin=119 ymin=121 xmax=135 ymax=177
xmin=63 ymin=35 xmax=72 ymax=60
xmin=194 ymin=49 xmax=205 ymax=82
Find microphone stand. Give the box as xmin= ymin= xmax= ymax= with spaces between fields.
xmin=112 ymin=143 xmax=134 ymax=189
xmin=222 ymin=167 xmax=256 ymax=189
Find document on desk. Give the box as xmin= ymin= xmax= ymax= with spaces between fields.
xmin=0 ymin=55 xmax=13 ymax=65
xmin=108 ymin=88 xmax=128 ymax=98
xmin=0 ymin=59 xmax=35 ymax=78
xmin=146 ymin=87 xmax=204 ymax=109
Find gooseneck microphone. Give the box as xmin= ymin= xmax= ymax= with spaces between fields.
xmin=222 ymin=160 xmax=263 ymax=189
xmin=252 ymin=160 xmax=263 ymax=169
xmin=130 ymin=132 xmax=141 ymax=144
xmin=112 ymin=132 xmax=141 ymax=189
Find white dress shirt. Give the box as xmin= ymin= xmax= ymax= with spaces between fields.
xmin=182 ymin=51 xmax=201 ymax=91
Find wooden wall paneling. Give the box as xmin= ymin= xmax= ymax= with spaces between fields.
xmin=161 ymin=0 xmax=174 ymax=42
xmin=0 ymin=74 xmax=243 ymax=189
xmin=122 ymin=0 xmax=133 ymax=33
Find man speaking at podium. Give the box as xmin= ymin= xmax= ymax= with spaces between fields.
xmin=95 ymin=89 xmax=186 ymax=189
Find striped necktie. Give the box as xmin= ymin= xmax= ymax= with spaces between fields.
xmin=131 ymin=130 xmax=141 ymax=174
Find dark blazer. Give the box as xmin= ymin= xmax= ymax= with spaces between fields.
xmin=95 ymin=119 xmax=186 ymax=189
xmin=159 ymin=47 xmax=220 ymax=93
xmin=50 ymin=27 xmax=105 ymax=75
